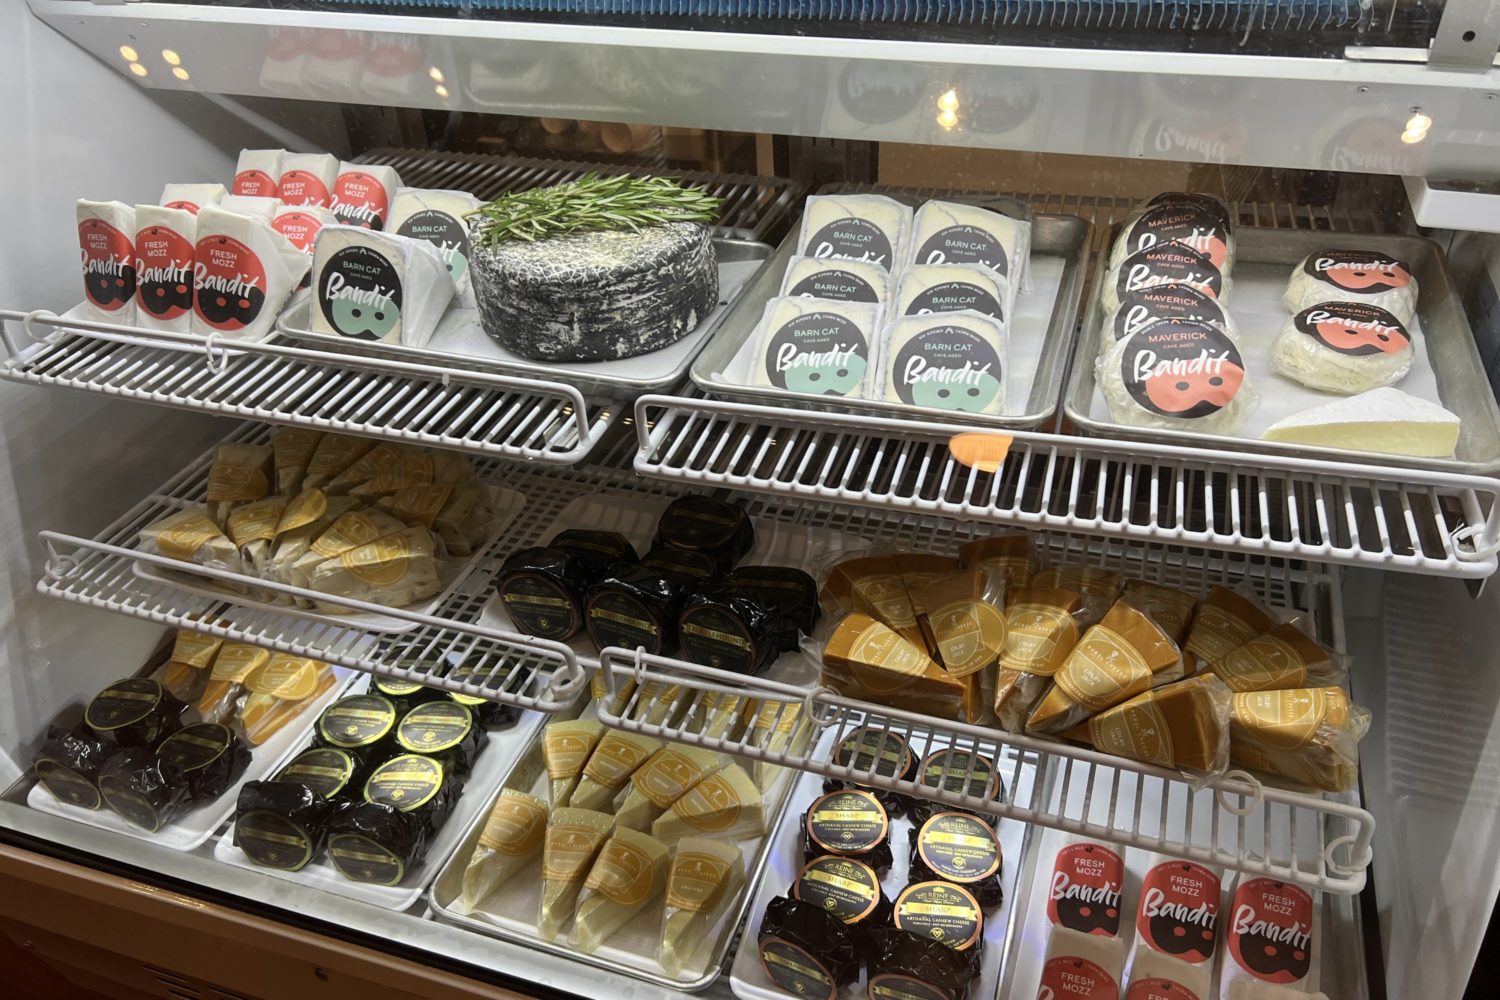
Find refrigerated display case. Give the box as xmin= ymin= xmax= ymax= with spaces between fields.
xmin=2 ymin=3 xmax=1499 ymax=1000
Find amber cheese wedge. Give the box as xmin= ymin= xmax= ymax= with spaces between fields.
xmin=652 ymin=764 xmax=766 ymax=843
xmin=1064 ymin=673 xmax=1230 ymax=772
xmin=822 ymin=613 xmax=980 ymax=721
xmin=198 ymin=643 xmax=270 ymax=725
xmin=239 ymin=655 xmax=337 ymax=745
xmin=922 ymin=572 xmax=1007 ymax=678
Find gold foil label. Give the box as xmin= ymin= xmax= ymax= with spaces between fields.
xmin=171 ymin=630 xmax=222 ymax=668
xmin=210 ymin=644 xmax=269 ymax=682
xmin=276 ymin=489 xmax=328 ymax=535
xmin=632 ymin=750 xmax=708 ymax=809
xmin=206 ymin=462 xmax=269 ymax=503
xmin=542 ymin=824 xmax=609 ymax=883
xmin=543 ymin=731 xmax=598 ymax=781
xmin=311 ymin=512 xmax=384 ymax=557
xmin=1055 ymin=624 xmax=1152 ymax=711
xmin=666 ymin=852 xmax=732 ymax=912
xmin=931 ymin=600 xmax=1006 ymax=677
xmin=675 ymin=773 xmax=742 ymax=832
xmin=584 ymin=839 xmax=656 ymax=905
xmin=1001 ymin=603 xmax=1077 ymax=677
xmin=1232 ymin=689 xmax=1333 ymax=751
xmin=385 ymin=484 xmax=452 ymax=527
xmin=582 ymin=735 xmax=654 ymax=788
xmin=155 ymin=513 xmax=226 ymax=561
xmin=1214 ymin=632 xmax=1308 ymax=692
xmin=273 ymin=429 xmax=320 ymax=487
xmin=479 ymin=795 xmax=548 ymax=855
xmin=851 ymin=575 xmax=917 ymax=629
xmin=227 ymin=498 xmax=287 ymax=546
xmin=247 ymin=655 xmax=318 ymax=698
xmin=305 ymin=436 xmax=370 ymax=480
xmin=339 ymin=533 xmax=414 ymax=586
xmin=1087 ymin=696 xmax=1175 ymax=766
xmin=847 ymin=621 xmax=929 ymax=694
xmin=1187 ymin=602 xmax=1263 ymax=661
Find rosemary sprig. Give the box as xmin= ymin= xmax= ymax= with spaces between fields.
xmin=469 ymin=173 xmax=722 ymax=247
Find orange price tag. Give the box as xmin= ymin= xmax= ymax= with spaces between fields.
xmin=948 ymin=432 xmax=1013 ymax=473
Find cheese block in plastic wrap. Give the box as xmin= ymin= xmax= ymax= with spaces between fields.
xmin=331 ymin=161 xmax=402 ymax=230
xmin=1100 ymin=243 xmax=1230 ymax=316
xmin=779 ymin=254 xmax=892 ymax=304
xmin=896 ymin=262 xmax=1009 ymax=322
xmin=1030 ymin=565 xmax=1121 ymax=630
xmin=275 ymin=152 xmax=339 ymax=208
xmin=821 ymin=612 xmax=981 ymax=722
xmin=1206 ymin=621 xmax=1348 ymax=693
xmin=457 ymin=788 xmax=548 ymax=914
xmin=288 ymin=506 xmax=409 ymax=589
xmin=305 ymin=525 xmax=442 ymax=612
xmin=133 ymin=204 xmax=196 ymax=332
xmin=749 ymin=295 xmax=881 ymax=400
xmin=538 ymin=807 xmax=615 ymax=942
xmin=571 ymin=828 xmax=670 ymax=954
xmin=1099 ymin=320 xmax=1258 ymax=435
xmin=271 ymin=428 xmax=322 ymax=497
xmin=192 ymin=204 xmax=310 ymax=341
xmin=1270 ymin=302 xmax=1413 ymax=394
xmin=77 ymin=200 xmax=137 ymax=324
xmin=204 ymin=441 xmax=273 ymax=526
xmin=388 ymin=187 xmax=482 ymax=304
xmin=880 ymin=310 xmax=1007 ymax=417
xmin=1262 ymin=387 xmax=1460 ymax=459
xmin=1108 ymin=199 xmax=1236 ymax=274
xmin=907 ymin=199 xmax=1032 ymax=291
xmin=658 ymin=838 xmax=746 ymax=978
xmin=1283 ymin=248 xmax=1418 ymax=322
xmin=993 ymin=587 xmax=1082 ymax=733
xmin=1121 ymin=580 xmax=1197 ymax=644
xmin=1229 ymin=686 xmax=1370 ymax=792
xmin=1102 ymin=284 xmax=1238 ymax=346
xmin=1183 ymin=586 xmax=1275 ymax=670
xmin=309 ymin=226 xmax=454 ymax=347
xmin=651 ymin=764 xmax=766 ymax=844
xmin=263 ymin=491 xmax=360 ymax=598
xmin=615 ymin=746 xmax=731 ymax=832
xmin=225 ymin=494 xmax=290 ymax=579
xmin=160 ymin=183 xmax=226 ymax=215
xmin=238 ymin=654 xmax=336 ymax=745
xmin=1219 ymin=875 xmax=1319 ymax=1000
xmin=138 ymin=508 xmax=242 ymax=575
xmin=1064 ymin=674 xmax=1232 ymax=775
xmin=231 ymin=149 xmax=284 ymax=197
xmin=796 ymin=193 xmax=912 ymax=271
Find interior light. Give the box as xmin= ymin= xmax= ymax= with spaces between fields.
xmin=172 ymin=67 xmax=190 ymax=81
xmin=1401 ymin=110 xmax=1433 ymax=145
xmin=162 ymin=49 xmax=181 ymax=66
xmin=129 ymin=62 xmax=148 ymax=78
xmin=429 ymin=67 xmax=445 ymax=82
xmin=434 ymin=84 xmax=450 ymax=98
xmin=937 ymin=88 xmax=960 ymax=113
xmin=936 ymin=108 xmax=959 ymax=130
xmin=119 ymin=44 xmax=138 ymax=62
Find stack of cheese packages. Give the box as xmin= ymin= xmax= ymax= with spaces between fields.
xmin=453 ymin=712 xmax=782 ymax=976
xmin=743 ymin=193 xmax=1031 ymax=418
xmin=816 ymin=533 xmax=1370 ymax=789
xmin=138 ymin=430 xmax=493 ymax=614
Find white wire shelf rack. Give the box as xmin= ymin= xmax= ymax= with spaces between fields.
xmin=34 ymin=422 xmax=672 ymax=714
xmin=592 ymin=494 xmax=1373 ymax=894
xmin=633 ymin=393 xmax=1500 ymax=578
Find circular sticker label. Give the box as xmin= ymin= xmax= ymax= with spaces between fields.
xmin=1226 ymin=878 xmax=1313 ymax=984
xmin=135 ymin=224 xmax=194 ymax=320
xmin=277 ymin=747 xmax=357 ymax=798
xmin=918 ymin=748 xmax=1002 ymax=801
xmin=789 ymin=267 xmax=879 ymax=303
xmin=1038 ymin=956 xmax=1120 ymax=1000
xmin=316 ymin=694 xmax=397 ymax=749
xmin=805 ymin=789 xmax=889 ymax=855
xmin=328 ymin=832 xmax=405 ymax=885
xmin=916 ymin=811 xmax=1001 ymax=883
xmin=332 ymin=171 xmax=391 ymax=230
xmin=891 ymin=323 xmax=1004 ymax=413
xmin=764 ymin=310 xmax=870 ymax=397
xmin=35 ymin=759 xmax=101 ymax=810
xmin=868 ymin=974 xmax=950 ymax=1000
xmin=396 ymin=701 xmax=473 ymax=754
xmin=1048 ymin=842 xmax=1125 ymax=937
xmin=586 ymin=590 xmax=666 ymax=655
xmin=193 ymin=233 xmax=268 ymax=332
xmin=79 ymin=218 xmax=137 ymax=312
xmin=232 ymin=169 xmax=277 ymax=197
xmin=395 ymin=210 xmax=471 ymax=286
xmin=85 ymin=678 xmax=163 ymax=733
xmin=1118 ymin=320 xmax=1246 ymax=419
xmin=158 ymin=723 xmax=233 ymax=772
xmin=236 ymin=810 xmax=314 ymax=871
xmin=679 ymin=603 xmax=759 ymax=674
xmin=805 ymin=217 xmax=895 ymax=269
xmin=1293 ymin=302 xmax=1409 ymax=357
xmin=759 ymin=937 xmax=836 ymax=1000
xmin=905 ymin=278 xmax=1004 ymax=321
xmin=1122 ymin=203 xmax=1231 ymax=270
xmin=277 ymin=170 xmax=332 ymax=208
xmin=1302 ymin=249 xmax=1413 ymax=294
xmin=793 ymin=855 xmax=882 ymax=923
xmin=833 ymin=727 xmax=912 ymax=780
xmin=1146 ymin=192 xmax=1233 ymax=229
xmin=375 ymin=677 xmax=426 ymax=698
xmin=892 ymin=881 xmax=983 ymax=950
xmin=318 ymin=244 xmax=402 ymax=341
xmin=364 ymin=753 xmax=444 ymax=812
xmin=98 ymin=776 xmax=161 ymax=832
xmin=1137 ymin=859 xmax=1221 ymax=964
xmin=915 ymin=225 xmax=1010 ymax=275
xmin=500 ymin=572 xmax=581 ymax=640
xmin=1125 ymin=977 xmax=1202 ymax=1000
xmin=1114 ymin=245 xmax=1223 ymax=302
xmin=271 ymin=210 xmax=327 ymax=252
xmin=1110 ymin=285 xmax=1227 ymax=342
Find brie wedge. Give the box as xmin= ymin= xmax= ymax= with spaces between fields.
xmin=1261 ymin=387 xmax=1460 ymax=458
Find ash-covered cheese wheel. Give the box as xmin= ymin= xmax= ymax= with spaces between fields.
xmin=881 ymin=310 xmax=1007 ymax=416
xmin=897 ymin=263 xmax=1008 ymax=322
xmin=1269 ymin=301 xmax=1413 ymax=394
xmin=1283 ymin=248 xmax=1418 ymax=322
xmin=751 ymin=295 xmax=880 ymax=399
xmin=796 ymin=193 xmax=912 ymax=271
xmin=1101 ymin=244 xmax=1230 ymax=316
xmin=472 ymin=220 xmax=718 ymax=362
xmin=780 ymin=254 xmax=891 ymax=304
xmin=1100 ymin=319 xmax=1257 ymax=434
xmin=1103 ymin=284 xmax=1237 ymax=345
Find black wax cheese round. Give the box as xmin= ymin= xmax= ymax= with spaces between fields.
xmin=640 ymin=546 xmax=719 ymax=583
xmin=792 ymin=855 xmax=893 ymax=929
xmin=157 ymin=722 xmax=251 ymax=802
xmin=821 ymin=725 xmax=917 ymax=818
xmin=314 ymin=694 xmax=399 ymax=772
xmin=443 ymin=658 xmax=522 ymax=728
xmin=496 ymin=546 xmax=591 ymax=642
xmin=98 ymin=747 xmax=187 ymax=832
xmin=33 ymin=724 xmax=113 ymax=810
xmin=235 ymin=780 xmax=335 ymax=871
xmin=395 ymin=700 xmax=487 ymax=777
xmin=585 ymin=563 xmax=698 ymax=657
xmin=802 ymin=788 xmax=893 ymax=874
xmin=549 ymin=529 xmax=638 ymax=577
xmin=84 ymin=678 xmax=186 ymax=747
xmin=653 ymin=495 xmax=754 ymax=574
xmin=326 ymin=753 xmax=457 ymax=885
xmin=908 ymin=811 xmax=1005 ymax=910
xmin=678 ymin=584 xmax=783 ymax=676
xmin=277 ymin=746 xmax=360 ymax=800
xmin=725 ymin=565 xmax=819 ymax=643
xmin=892 ymin=881 xmax=985 ymax=952
xmin=372 ymin=675 xmax=446 ymax=716
xmin=909 ymin=748 xmax=1005 ymax=827
xmin=865 ymin=925 xmax=983 ymax=1000
xmin=756 ymin=896 xmax=861 ymax=999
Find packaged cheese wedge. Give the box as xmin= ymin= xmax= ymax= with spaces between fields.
xmin=199 ymin=643 xmax=270 ymax=724
xmin=138 ymin=508 xmax=242 ymax=575
xmin=921 ymin=570 xmax=1007 ymax=681
xmin=288 ymin=506 xmax=408 ymax=590
xmin=958 ymin=533 xmax=1038 ymax=591
xmin=204 ymin=442 xmax=274 ymax=526
xmin=192 ymin=203 xmax=310 ymax=342
xmin=270 ymin=428 xmax=323 ymax=497
xmin=160 ymin=629 xmax=225 ymax=703
xmin=1122 ymin=580 xmax=1198 ymax=644
xmin=745 ymin=700 xmax=813 ymax=792
xmin=652 ymin=764 xmax=766 ymax=844
xmin=540 ymin=719 xmax=604 ymax=808
xmin=388 ymin=187 xmax=482 ymax=304
xmin=264 ymin=491 xmax=360 ymax=596
xmin=457 ymin=788 xmax=548 ymax=914
xmin=993 ymin=587 xmax=1083 ymax=733
xmin=1206 ymin=622 xmax=1348 ymax=693
xmin=1064 ymin=674 xmax=1232 ymax=775
xmin=570 ymin=732 xmax=663 ymax=812
xmin=908 ymin=199 xmax=1032 ymax=291
xmin=1183 ymin=586 xmax=1275 ymax=670
xmin=572 ymin=828 xmax=671 ymax=954
xmin=821 ymin=612 xmax=980 ymax=722
xmin=225 ymin=494 xmax=289 ymax=579
xmin=1228 ymin=686 xmax=1370 ymax=792
xmin=238 ymin=654 xmax=336 ymax=745
xmin=328 ymin=442 xmax=434 ymax=496
xmin=538 ymin=807 xmax=615 ymax=942
xmin=1031 ymin=565 xmax=1122 ymax=630
xmin=307 ymin=525 xmax=442 ymax=613
xmin=616 ymin=746 xmax=732 ymax=832
xmin=375 ymin=483 xmax=453 ymax=530
xmin=300 ymin=434 xmax=375 ymax=491
xmin=796 ymin=193 xmax=913 ymax=271
xmin=658 ymin=838 xmax=746 ymax=977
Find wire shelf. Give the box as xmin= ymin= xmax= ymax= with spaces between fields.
xmin=633 ymin=393 xmax=1500 ymax=578
xmin=34 ymin=422 xmax=677 ymax=714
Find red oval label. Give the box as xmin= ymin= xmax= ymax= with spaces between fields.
xmin=1135 ymin=860 xmax=1221 ymax=964
xmin=1038 ymin=956 xmax=1119 ymax=1000
xmin=79 ymin=218 xmax=136 ymax=312
xmin=1226 ymin=878 xmax=1313 ymax=985
xmin=332 ymin=171 xmax=390 ymax=230
xmin=163 ymin=199 xmax=206 ymax=216
xmin=1047 ymin=842 xmax=1124 ymax=937
xmin=1124 ymin=978 xmax=1201 ymax=1000
xmin=193 ymin=234 xmax=269 ymax=332
xmin=277 ymin=170 xmax=332 ymax=208
xmin=1303 ymin=250 xmax=1413 ymax=294
xmin=1120 ymin=320 xmax=1246 ymax=419
xmin=232 ymin=169 xmax=277 ymax=197
xmin=135 ymin=224 xmax=194 ymax=321
xmin=1294 ymin=302 xmax=1410 ymax=357
xmin=272 ymin=211 xmax=327 ymax=252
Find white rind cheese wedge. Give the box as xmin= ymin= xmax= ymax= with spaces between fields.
xmin=1262 ymin=387 xmax=1460 ymax=458
xmin=796 ymin=194 xmax=913 ymax=271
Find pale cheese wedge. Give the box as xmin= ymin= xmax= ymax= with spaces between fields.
xmin=615 ymin=747 xmax=732 ymax=832
xmin=571 ymin=828 xmax=670 ymax=954
xmin=651 ymin=764 xmax=765 ymax=844
xmin=538 ymin=807 xmax=615 ymax=941
xmin=1262 ymin=387 xmax=1460 ymax=458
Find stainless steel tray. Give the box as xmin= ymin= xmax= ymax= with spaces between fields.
xmin=277 ymin=238 xmax=772 ymax=399
xmin=427 ymin=710 xmax=799 ymax=992
xmin=1065 ymin=227 xmax=1500 ymax=474
xmin=691 ymin=214 xmax=1090 ymax=430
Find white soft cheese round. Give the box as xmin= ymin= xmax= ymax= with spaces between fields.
xmin=1269 ymin=302 xmax=1414 ymax=394
xmin=1282 ymin=248 xmax=1418 ymax=322
xmin=1099 ymin=319 xmax=1258 ymax=434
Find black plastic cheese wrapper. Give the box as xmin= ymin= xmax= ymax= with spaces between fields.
xmin=84 ymin=678 xmax=187 ymax=748
xmin=235 ymin=780 xmax=336 ymax=872
xmin=892 ymin=880 xmax=986 ymax=953
xmin=276 ymin=746 xmax=362 ymax=801
xmin=678 ymin=584 xmax=786 ymax=676
xmin=865 ymin=925 xmax=982 ymax=1000
xmin=725 ymin=565 xmax=820 ymax=643
xmin=549 ymin=529 xmax=639 ymax=578
xmin=97 ymin=747 xmax=188 ymax=833
xmin=756 ymin=896 xmax=861 ymax=998
xmin=801 ymin=788 xmax=894 ymax=875
xmin=640 ymin=547 xmax=719 ymax=583
xmin=585 ymin=563 xmax=699 ymax=657
xmin=156 ymin=722 xmax=252 ymax=802
xmin=313 ymin=693 xmax=400 ymax=770
xmin=497 ymin=546 xmax=592 ymax=642
xmin=327 ymin=754 xmax=458 ymax=885
xmin=395 ymin=700 xmax=488 ymax=778
xmin=372 ymin=675 xmax=448 ymax=716
xmin=821 ymin=725 xmax=918 ymax=818
xmin=653 ymin=495 xmax=755 ymax=575
xmin=34 ymin=723 xmax=114 ymax=810
xmin=906 ymin=811 xmax=1005 ymax=910
xmin=443 ymin=657 xmax=522 ymax=729
xmin=908 ymin=748 xmax=1007 ymax=828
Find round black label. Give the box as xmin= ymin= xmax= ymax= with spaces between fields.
xmin=587 ymin=591 xmax=666 ymax=655
xmin=805 ymin=218 xmax=895 ymax=270
xmin=834 ymin=727 xmax=912 ymax=780
xmin=375 ymin=677 xmax=425 ymax=698
xmin=1122 ymin=203 xmax=1231 ymax=270
xmin=759 ymin=937 xmax=836 ymax=1000
xmin=836 ymin=62 xmax=922 ymax=125
xmin=919 ymin=749 xmax=1002 ymax=801
xmin=905 ymin=279 xmax=1004 ymax=321
xmin=1114 ymin=244 xmax=1223 ymax=302
xmin=893 ymin=881 xmax=983 ymax=950
xmin=446 ymin=659 xmax=494 ymax=708
xmin=278 ymin=747 xmax=357 ymax=798
xmin=500 ymin=572 xmax=581 ymax=640
xmin=806 ymin=789 xmax=889 ymax=855
xmin=1293 ymin=302 xmax=1410 ymax=357
xmin=1110 ymin=285 xmax=1227 ymax=341
xmin=395 ymin=209 xmax=471 ymax=285
xmin=869 ymin=974 xmax=951 ymax=1000
xmin=1147 ymin=192 xmax=1233 ymax=229
xmin=764 ymin=310 xmax=870 ymax=398
xmin=892 ymin=323 xmax=1005 ymax=413
xmin=365 ymin=754 xmax=444 ymax=812
xmin=34 ymin=759 xmax=101 ymax=810
xmin=317 ymin=244 xmax=402 ymax=341
xmin=1118 ymin=320 xmax=1246 ymax=419
xmin=158 ymin=723 xmax=232 ymax=772
xmin=916 ymin=812 xmax=1001 ymax=883
xmin=85 ymin=678 xmax=162 ymax=732
xmin=789 ymin=266 xmax=880 ymax=303
xmin=98 ymin=777 xmax=161 ymax=832
xmin=1301 ymin=249 xmax=1414 ymax=295
xmin=793 ymin=855 xmax=881 ymax=924
xmin=237 ymin=810 xmax=315 ymax=870
xmin=915 ymin=225 xmax=1009 ymax=276
xmin=328 ymin=832 xmax=405 ymax=885
xmin=317 ymin=695 xmax=396 ymax=749
xmin=679 ymin=604 xmax=758 ymax=674
xmin=396 ymin=701 xmax=473 ymax=754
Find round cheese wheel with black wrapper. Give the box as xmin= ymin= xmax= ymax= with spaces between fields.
xmin=1282 ymin=248 xmax=1418 ymax=322
xmin=1269 ymin=301 xmax=1413 ymax=394
xmin=1100 ymin=244 xmax=1231 ymax=316
xmin=1099 ymin=319 xmax=1258 ymax=434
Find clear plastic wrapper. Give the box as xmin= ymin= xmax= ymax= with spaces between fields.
xmin=658 ymin=837 xmax=747 ymax=978
xmin=1103 ymin=282 xmax=1239 ymax=346
xmin=138 ymin=508 xmax=242 ymax=575
xmin=159 ymin=628 xmax=224 ymax=703
xmin=540 ymin=719 xmax=604 ymax=808
xmin=796 ymin=193 xmax=914 ymax=272
xmin=780 ymin=254 xmax=893 ymax=304
xmin=1229 ymin=686 xmax=1370 ymax=792
xmin=957 ymin=533 xmax=1039 ymax=591
xmin=98 ymin=746 xmax=188 ymax=832
xmin=197 ymin=643 xmax=270 ymax=726
xmin=908 ymin=198 xmax=1033 ymax=294
xmin=1101 ymin=242 xmax=1231 ymax=316
xmin=1183 ymin=585 xmax=1275 ymax=671
xmin=538 ymin=806 xmax=615 ymax=941
xmin=1107 ymin=199 xmax=1236 ymax=274
xmin=1063 ymin=673 xmax=1234 ymax=779
xmin=1269 ymin=302 xmax=1414 ymax=395
xmin=1205 ymin=621 xmax=1349 ymax=693
xmin=458 ymin=788 xmax=549 ymax=914
xmin=1098 ymin=319 xmax=1259 ymax=436
xmin=571 ymin=828 xmax=670 ymax=954
xmin=992 ymin=587 xmax=1082 ymax=734
xmin=1121 ymin=580 xmax=1198 ymax=644
xmin=1030 ymin=565 xmax=1122 ymax=630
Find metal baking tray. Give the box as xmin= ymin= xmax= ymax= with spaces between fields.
xmin=691 ymin=214 xmax=1090 ymax=430
xmin=1065 ymin=227 xmax=1500 ymax=474
xmin=277 ymin=238 xmax=770 ymax=399
xmin=428 ymin=710 xmax=799 ymax=992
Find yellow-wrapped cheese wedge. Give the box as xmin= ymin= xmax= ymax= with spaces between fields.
xmin=1031 ymin=565 xmax=1122 ymax=629
xmin=922 ymin=571 xmax=1007 ymax=679
xmin=204 ymin=442 xmax=273 ymax=525
xmin=1183 ymin=586 xmax=1274 ymax=669
xmin=616 ymin=747 xmax=732 ymax=832
xmin=958 ymin=533 xmax=1038 ymax=590
xmin=652 ymin=764 xmax=765 ymax=844
xmin=572 ymin=828 xmax=670 ymax=954
xmin=239 ymin=654 xmax=336 ymax=745
xmin=1229 ymin=686 xmax=1371 ymax=792
xmin=307 ymin=526 xmax=442 ymax=613
xmin=160 ymin=629 xmax=224 ymax=702
xmin=139 ymin=508 xmax=242 ymax=573
xmin=300 ymin=434 xmax=374 ymax=491
xmin=1122 ymin=579 xmax=1198 ymax=644
xmin=199 ymin=643 xmax=270 ymax=724
xmin=821 ymin=613 xmax=981 ymax=722
xmin=658 ymin=838 xmax=747 ymax=977
xmin=993 ymin=587 xmax=1082 ymax=733
xmin=225 ymin=494 xmax=290 ymax=576
xmin=265 ymin=492 xmax=360 ymax=598
xmin=746 ymin=699 xmax=812 ymax=791
xmin=458 ymin=788 xmax=548 ymax=914
xmin=271 ymin=427 xmax=322 ymax=497
xmin=683 ymin=690 xmax=753 ymax=742
xmin=375 ymin=483 xmax=453 ymax=530
xmin=288 ymin=507 xmax=408 ymax=592
xmin=538 ymin=807 xmax=615 ymax=941
xmin=590 ymin=671 xmax=636 ymax=718
xmin=570 ymin=732 xmax=663 ymax=812
xmin=629 ymin=680 xmax=692 ymax=728
xmin=541 ymin=720 xmax=605 ymax=808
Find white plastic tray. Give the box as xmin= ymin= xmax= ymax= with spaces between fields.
xmin=728 ymin=724 xmax=1039 ymax=1000
xmin=212 ymin=677 xmax=547 ymax=911
xmin=133 ymin=486 xmax=525 ymax=635
xmin=27 ymin=665 xmax=359 ymax=852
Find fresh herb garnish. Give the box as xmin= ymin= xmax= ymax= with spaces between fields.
xmin=469 ymin=173 xmax=721 ymax=247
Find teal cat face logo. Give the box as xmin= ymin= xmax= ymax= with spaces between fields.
xmin=784 ymin=351 xmax=867 ymax=396
xmin=893 ymin=323 xmax=1006 ymax=414
xmin=766 ymin=311 xmax=870 ymax=398
xmin=318 ymin=244 xmax=403 ymax=342
xmin=330 ymin=295 xmax=401 ymax=341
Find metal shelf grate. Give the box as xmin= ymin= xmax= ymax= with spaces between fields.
xmin=36 ymin=422 xmax=677 ymax=713
xmin=633 ymin=394 xmax=1500 ymax=577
